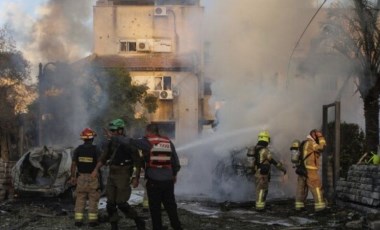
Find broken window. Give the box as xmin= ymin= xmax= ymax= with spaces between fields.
xmin=154 ymin=77 xmax=163 ymax=90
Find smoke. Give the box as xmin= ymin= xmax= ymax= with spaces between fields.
xmin=2 ymin=0 xmax=98 ymax=147
xmin=176 ymin=0 xmax=364 ymax=202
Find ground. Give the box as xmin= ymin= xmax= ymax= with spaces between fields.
xmin=0 ymin=194 xmax=374 ymax=230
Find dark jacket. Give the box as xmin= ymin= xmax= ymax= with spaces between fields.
xmin=99 ymin=136 xmax=142 ymax=169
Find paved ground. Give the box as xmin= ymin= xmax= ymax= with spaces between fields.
xmin=0 ymin=195 xmax=376 ymax=230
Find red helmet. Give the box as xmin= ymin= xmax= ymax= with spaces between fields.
xmin=80 ymin=128 xmax=97 ymax=140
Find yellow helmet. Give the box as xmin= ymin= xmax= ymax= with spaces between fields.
xmin=290 ymin=139 xmax=300 ymax=150
xmin=258 ymin=130 xmax=270 ymax=143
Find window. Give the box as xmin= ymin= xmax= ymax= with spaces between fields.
xmin=163 ymin=76 xmax=171 ymax=90
xmin=120 ymin=41 xmax=137 ymax=52
xmin=154 ymin=77 xmax=163 ymax=90
xmin=120 ymin=41 xmax=127 ymax=52
xmin=127 ymin=42 xmax=136 ymax=51
xmin=154 ymin=76 xmax=172 ymax=90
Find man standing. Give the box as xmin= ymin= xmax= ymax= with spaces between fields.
xmin=249 ymin=130 xmax=286 ymax=211
xmin=131 ymin=124 xmax=182 ymax=230
xmin=92 ymin=119 xmax=145 ymax=230
xmin=70 ymin=128 xmax=101 ymax=227
xmin=295 ymin=129 xmax=327 ymax=213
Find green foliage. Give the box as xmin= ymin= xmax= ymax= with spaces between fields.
xmin=327 ymin=122 xmax=365 ymax=178
xmin=87 ymin=67 xmax=157 ymax=137
xmin=0 ymin=26 xmax=33 ymax=158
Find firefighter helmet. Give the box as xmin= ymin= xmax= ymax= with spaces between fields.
xmin=258 ymin=130 xmax=270 ymax=143
xmin=80 ymin=128 xmax=97 ymax=140
xmin=290 ymin=139 xmax=301 ymax=150
xmin=109 ymin=118 xmax=125 ymax=130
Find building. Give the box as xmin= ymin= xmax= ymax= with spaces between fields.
xmin=92 ymin=0 xmax=206 ymax=145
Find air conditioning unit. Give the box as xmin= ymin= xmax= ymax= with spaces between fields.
xmin=137 ymin=39 xmax=151 ymax=52
xmin=154 ymin=6 xmax=167 ymax=16
xmin=158 ymin=90 xmax=173 ymax=100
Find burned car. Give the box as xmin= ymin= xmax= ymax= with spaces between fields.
xmin=11 ymin=146 xmax=73 ymax=197
xmin=212 ymin=146 xmax=287 ymax=202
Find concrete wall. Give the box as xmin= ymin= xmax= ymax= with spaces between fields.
xmin=131 ymin=71 xmax=199 ymax=146
xmin=93 ymin=4 xmax=204 ymax=56
xmin=336 ymin=165 xmax=380 ymax=213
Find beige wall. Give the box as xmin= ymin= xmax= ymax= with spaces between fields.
xmin=93 ymin=5 xmax=204 ymax=55
xmin=93 ymin=3 xmax=204 ymax=145
xmin=131 ymin=72 xmax=199 ymax=146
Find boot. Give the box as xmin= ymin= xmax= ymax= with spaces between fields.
xmin=110 ymin=222 xmax=118 ymax=230
xmin=134 ymin=217 xmax=146 ymax=230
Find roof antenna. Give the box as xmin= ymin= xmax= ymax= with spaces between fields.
xmin=285 ymin=0 xmax=328 ymax=88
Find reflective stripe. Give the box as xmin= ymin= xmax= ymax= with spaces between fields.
xmin=316 ymin=187 xmax=322 ymax=202
xmin=256 ymin=189 xmax=266 ymax=209
xmin=75 ymin=212 xmax=84 ymax=221
xmin=88 ymin=213 xmax=98 ymax=221
xmin=143 ymin=199 xmax=149 ymax=208
xmin=78 ymin=156 xmax=94 ymax=163
xmin=305 ymin=165 xmax=318 ymax=170
xmin=150 ymin=156 xmax=171 ymax=161
xmin=314 ymin=187 xmax=326 ymax=211
xmin=295 ymin=201 xmax=305 ymax=209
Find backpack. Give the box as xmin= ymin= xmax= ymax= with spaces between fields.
xmin=295 ymin=140 xmax=312 ymax=177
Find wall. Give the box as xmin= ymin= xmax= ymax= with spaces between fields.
xmin=336 ymin=165 xmax=380 ymax=213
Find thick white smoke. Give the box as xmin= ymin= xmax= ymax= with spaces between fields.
xmin=176 ymin=0 xmax=364 ymax=202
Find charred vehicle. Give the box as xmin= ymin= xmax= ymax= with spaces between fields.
xmin=212 ymin=146 xmax=287 ymax=202
xmin=11 ymin=146 xmax=73 ymax=197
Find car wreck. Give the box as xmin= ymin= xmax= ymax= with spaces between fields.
xmin=11 ymin=146 xmax=73 ymax=197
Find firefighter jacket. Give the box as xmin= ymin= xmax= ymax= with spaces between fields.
xmin=254 ymin=142 xmax=284 ymax=175
xmin=130 ymin=134 xmax=181 ymax=181
xmin=73 ymin=143 xmax=101 ymax=174
xmin=99 ymin=136 xmax=142 ymax=169
xmin=303 ymin=135 xmax=326 ymax=170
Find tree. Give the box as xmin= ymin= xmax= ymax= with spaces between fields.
xmin=327 ymin=122 xmax=365 ymax=178
xmin=87 ymin=67 xmax=158 ymax=138
xmin=320 ymin=0 xmax=380 ymax=152
xmin=0 ymin=26 xmax=34 ymax=160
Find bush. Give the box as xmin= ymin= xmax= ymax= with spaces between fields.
xmin=327 ymin=122 xmax=365 ymax=178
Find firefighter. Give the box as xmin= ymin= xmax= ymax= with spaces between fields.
xmin=131 ymin=124 xmax=183 ymax=230
xmin=92 ymin=119 xmax=145 ymax=230
xmin=295 ymin=129 xmax=327 ymax=212
xmin=70 ymin=128 xmax=102 ymax=227
xmin=252 ymin=130 xmax=286 ymax=211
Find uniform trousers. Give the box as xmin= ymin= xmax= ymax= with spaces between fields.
xmin=146 ymin=178 xmax=182 ymax=230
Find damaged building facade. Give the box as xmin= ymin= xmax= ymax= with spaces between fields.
xmin=92 ymin=0 xmax=208 ymax=145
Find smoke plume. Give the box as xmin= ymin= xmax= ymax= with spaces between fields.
xmin=176 ymin=0 xmax=364 ymax=202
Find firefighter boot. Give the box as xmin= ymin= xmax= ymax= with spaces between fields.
xmin=134 ymin=217 xmax=146 ymax=230
xmin=110 ymin=222 xmax=118 ymax=230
